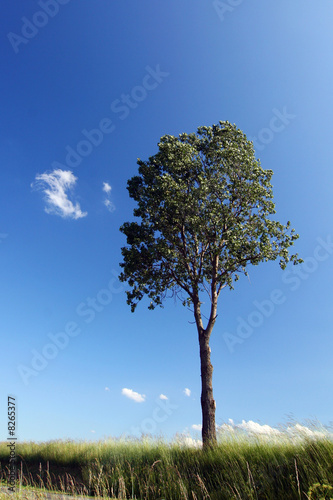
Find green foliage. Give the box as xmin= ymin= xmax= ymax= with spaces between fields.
xmin=307 ymin=482 xmax=333 ymax=500
xmin=119 ymin=121 xmax=301 ymax=313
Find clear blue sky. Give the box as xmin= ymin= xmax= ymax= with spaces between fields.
xmin=1 ymin=1 xmax=333 ymax=443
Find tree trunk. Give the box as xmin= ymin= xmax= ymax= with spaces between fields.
xmin=193 ymin=294 xmax=217 ymax=448
xmin=199 ymin=332 xmax=217 ymax=448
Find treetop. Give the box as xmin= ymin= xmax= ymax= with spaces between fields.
xmin=119 ymin=121 xmax=301 ymax=313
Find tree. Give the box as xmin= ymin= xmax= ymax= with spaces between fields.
xmin=119 ymin=121 xmax=301 ymax=448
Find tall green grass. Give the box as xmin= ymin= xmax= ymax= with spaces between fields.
xmin=1 ymin=429 xmax=332 ymax=499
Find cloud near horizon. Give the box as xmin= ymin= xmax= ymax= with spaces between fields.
xmin=122 ymin=388 xmax=146 ymax=403
xmin=216 ymin=419 xmax=330 ymax=440
xmin=33 ymin=169 xmax=87 ymax=219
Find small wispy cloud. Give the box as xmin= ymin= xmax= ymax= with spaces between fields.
xmin=122 ymin=388 xmax=146 ymax=403
xmin=103 ymin=182 xmax=112 ymax=193
xmin=90 ymin=430 xmax=96 ymax=434
xmin=159 ymin=394 xmax=168 ymax=400
xmin=32 ymin=169 xmax=87 ymax=219
xmin=104 ymin=199 xmax=116 ymax=212
xmin=105 ymin=387 xmax=110 ymax=391
xmin=102 ymin=181 xmax=115 ymax=212
xmin=191 ymin=424 xmax=202 ymax=431
xmin=183 ymin=388 xmax=191 ymax=397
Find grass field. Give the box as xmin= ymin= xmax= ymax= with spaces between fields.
xmin=1 ymin=424 xmax=333 ymax=499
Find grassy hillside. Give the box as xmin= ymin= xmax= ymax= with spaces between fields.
xmin=1 ymin=428 xmax=332 ymax=499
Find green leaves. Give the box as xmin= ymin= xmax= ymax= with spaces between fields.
xmin=119 ymin=121 xmax=301 ymax=313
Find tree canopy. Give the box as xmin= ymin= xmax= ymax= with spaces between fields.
xmin=119 ymin=121 xmax=301 ymax=317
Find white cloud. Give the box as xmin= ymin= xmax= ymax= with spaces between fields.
xmin=103 ymin=182 xmax=112 ymax=193
xmin=214 ymin=419 xmax=333 ymax=443
xmin=104 ymin=199 xmax=116 ymax=213
xmin=191 ymin=424 xmax=202 ymax=431
xmin=286 ymin=423 xmax=326 ymax=440
xmin=122 ymin=388 xmax=146 ymax=403
xmin=159 ymin=394 xmax=168 ymax=400
xmin=237 ymin=420 xmax=281 ymax=436
xmin=176 ymin=434 xmax=202 ymax=448
xmin=33 ymin=169 xmax=87 ymax=219
xmin=183 ymin=388 xmax=191 ymax=397
xmin=216 ymin=419 xmax=281 ymax=437
xmin=91 ymin=430 xmax=96 ymax=433
xmin=102 ymin=182 xmax=115 ymax=212
xmin=218 ymin=422 xmax=235 ymax=433
xmin=105 ymin=387 xmax=110 ymax=391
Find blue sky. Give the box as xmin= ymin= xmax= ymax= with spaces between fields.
xmin=1 ymin=1 xmax=333 ymax=443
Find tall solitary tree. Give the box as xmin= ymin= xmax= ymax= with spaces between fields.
xmin=119 ymin=121 xmax=301 ymax=448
